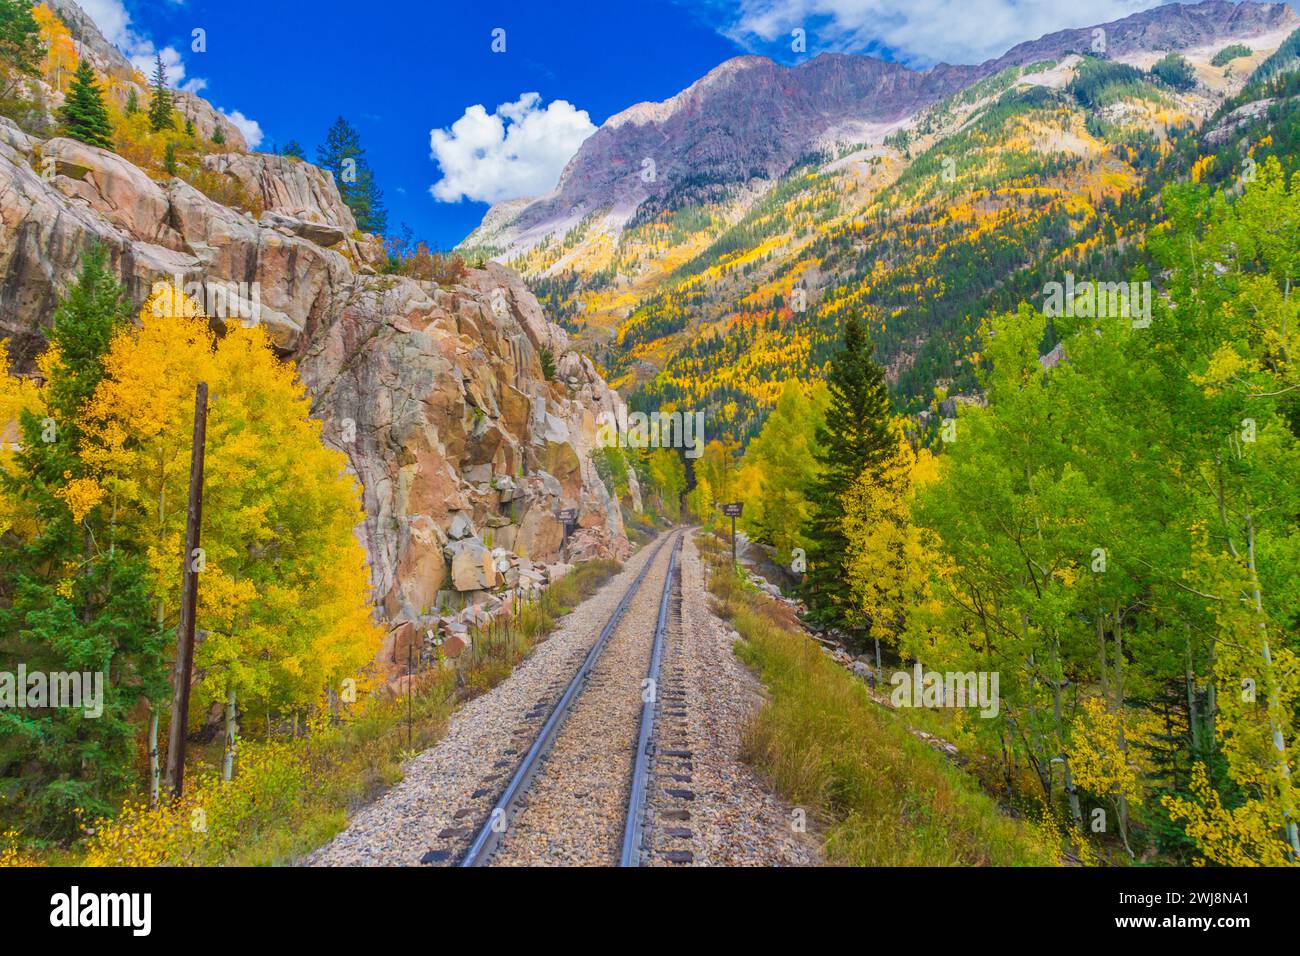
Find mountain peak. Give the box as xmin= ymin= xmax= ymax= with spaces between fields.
xmin=468 ymin=0 xmax=1298 ymax=258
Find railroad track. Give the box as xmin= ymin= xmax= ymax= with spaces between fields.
xmin=620 ymin=533 xmax=685 ymax=865
xmin=452 ymin=530 xmax=686 ymax=867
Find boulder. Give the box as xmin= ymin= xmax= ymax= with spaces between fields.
xmin=203 ymin=152 xmax=358 ymax=231
xmin=43 ymin=138 xmax=180 ymax=249
xmin=441 ymin=631 xmax=471 ymax=660
xmin=515 ymin=506 xmax=565 ymax=560
xmin=448 ymin=538 xmax=496 ymax=591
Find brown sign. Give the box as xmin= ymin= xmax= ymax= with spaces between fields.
xmin=721 ymin=502 xmax=743 ymax=518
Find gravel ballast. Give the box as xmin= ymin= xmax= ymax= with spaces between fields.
xmin=305 ymin=528 xmax=819 ymax=867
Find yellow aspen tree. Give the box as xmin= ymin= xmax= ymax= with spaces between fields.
xmin=843 ymin=421 xmax=939 ymax=672
xmin=0 ymin=340 xmax=42 ymax=538
xmin=79 ymin=284 xmax=215 ymax=799
xmin=79 ymin=285 xmax=380 ymax=781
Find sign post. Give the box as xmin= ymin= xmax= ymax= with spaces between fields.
xmin=721 ymin=502 xmax=743 ymax=569
xmin=556 ymin=507 xmax=577 ymax=544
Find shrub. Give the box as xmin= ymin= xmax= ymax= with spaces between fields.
xmin=711 ymin=559 xmax=1059 ymax=866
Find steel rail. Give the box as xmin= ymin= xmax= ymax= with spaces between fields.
xmin=458 ymin=531 xmax=677 ymax=867
xmin=619 ymin=533 xmax=682 ymax=866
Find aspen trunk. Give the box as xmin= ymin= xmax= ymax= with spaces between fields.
xmin=222 ymin=688 xmax=237 ymax=782
xmin=1246 ymin=514 xmax=1300 ymax=857
xmin=1185 ymin=632 xmax=1201 ymax=756
xmin=148 ymin=709 xmax=160 ymax=807
xmin=1052 ymin=669 xmax=1083 ymax=831
xmin=1112 ymin=608 xmax=1134 ymax=858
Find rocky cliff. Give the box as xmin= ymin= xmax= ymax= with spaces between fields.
xmin=0 ymin=17 xmax=635 ymax=679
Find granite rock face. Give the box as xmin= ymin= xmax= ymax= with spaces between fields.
xmin=0 ymin=114 xmax=633 ymax=686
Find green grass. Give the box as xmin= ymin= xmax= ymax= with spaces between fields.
xmin=713 ymin=563 xmax=1060 ymax=867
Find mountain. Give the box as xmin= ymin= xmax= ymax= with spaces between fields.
xmin=470 ymin=0 xmax=1294 ymax=253
xmin=461 ymin=0 xmax=1300 ymax=439
xmin=0 ymin=1 xmax=634 ymax=684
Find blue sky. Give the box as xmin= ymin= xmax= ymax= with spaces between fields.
xmin=77 ymin=0 xmax=1294 ymax=248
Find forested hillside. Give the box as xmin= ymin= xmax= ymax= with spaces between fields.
xmin=467 ymin=10 xmax=1300 ymax=443
xmin=666 ymin=51 xmax=1300 ymax=866
xmin=457 ymin=4 xmax=1300 ymax=866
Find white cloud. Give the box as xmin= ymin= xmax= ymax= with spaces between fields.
xmin=714 ymin=0 xmax=1164 ymax=66
xmin=220 ymin=109 xmax=264 ymax=149
xmin=75 ymin=0 xmax=192 ymax=85
xmin=75 ymin=0 xmax=131 ymax=46
xmin=429 ymin=92 xmax=596 ymax=204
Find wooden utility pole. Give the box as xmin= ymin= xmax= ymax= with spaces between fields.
xmin=165 ymin=382 xmax=208 ymax=799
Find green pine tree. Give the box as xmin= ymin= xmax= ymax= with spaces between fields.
xmin=125 ymin=87 xmax=138 ymax=115
xmin=804 ymin=314 xmax=893 ymax=629
xmin=147 ymin=52 xmax=174 ymax=132
xmin=58 ymin=61 xmax=114 ymax=150
xmin=211 ymin=125 xmax=225 ymax=146
xmin=0 ymin=245 xmax=164 ymax=837
xmin=316 ymin=116 xmax=388 ymax=234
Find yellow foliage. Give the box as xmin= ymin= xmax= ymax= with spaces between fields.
xmin=0 ymin=340 xmax=42 ymax=538
xmin=79 ymin=284 xmax=381 ymax=714
xmin=82 ymin=740 xmax=306 ymax=866
xmin=1163 ymin=764 xmax=1296 ymax=867
xmin=843 ymin=422 xmax=940 ymax=644
xmin=56 ymin=475 xmax=105 ymax=524
xmin=0 ymin=830 xmax=39 ymax=867
xmin=1068 ymin=697 xmax=1143 ymax=806
xmin=32 ymin=4 xmax=78 ymax=94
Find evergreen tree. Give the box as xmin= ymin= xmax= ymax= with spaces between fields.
xmin=803 ymin=314 xmax=893 ymax=628
xmin=280 ymin=139 xmax=304 ymax=159
xmin=316 ymin=116 xmax=387 ymax=234
xmin=1150 ymin=53 xmax=1195 ymax=91
xmin=125 ymin=87 xmax=138 ymax=115
xmin=183 ymin=117 xmax=193 ymax=137
xmin=0 ymin=246 xmax=163 ymax=837
xmin=58 ymin=61 xmax=113 ymax=150
xmin=211 ymin=125 xmax=225 ymax=146
xmin=147 ymin=52 xmax=173 ymax=132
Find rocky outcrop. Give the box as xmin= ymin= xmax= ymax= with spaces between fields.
xmin=297 ymin=267 xmax=634 ymax=636
xmin=40 ymin=0 xmax=249 ymax=151
xmin=0 ymin=131 xmax=633 ymax=687
xmin=201 ymin=152 xmax=360 ymax=236
xmin=0 ymin=134 xmax=359 ymax=357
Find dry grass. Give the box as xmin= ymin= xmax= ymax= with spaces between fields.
xmin=37 ymin=559 xmax=625 ymax=866
xmin=714 ymin=563 xmax=1060 ymax=867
